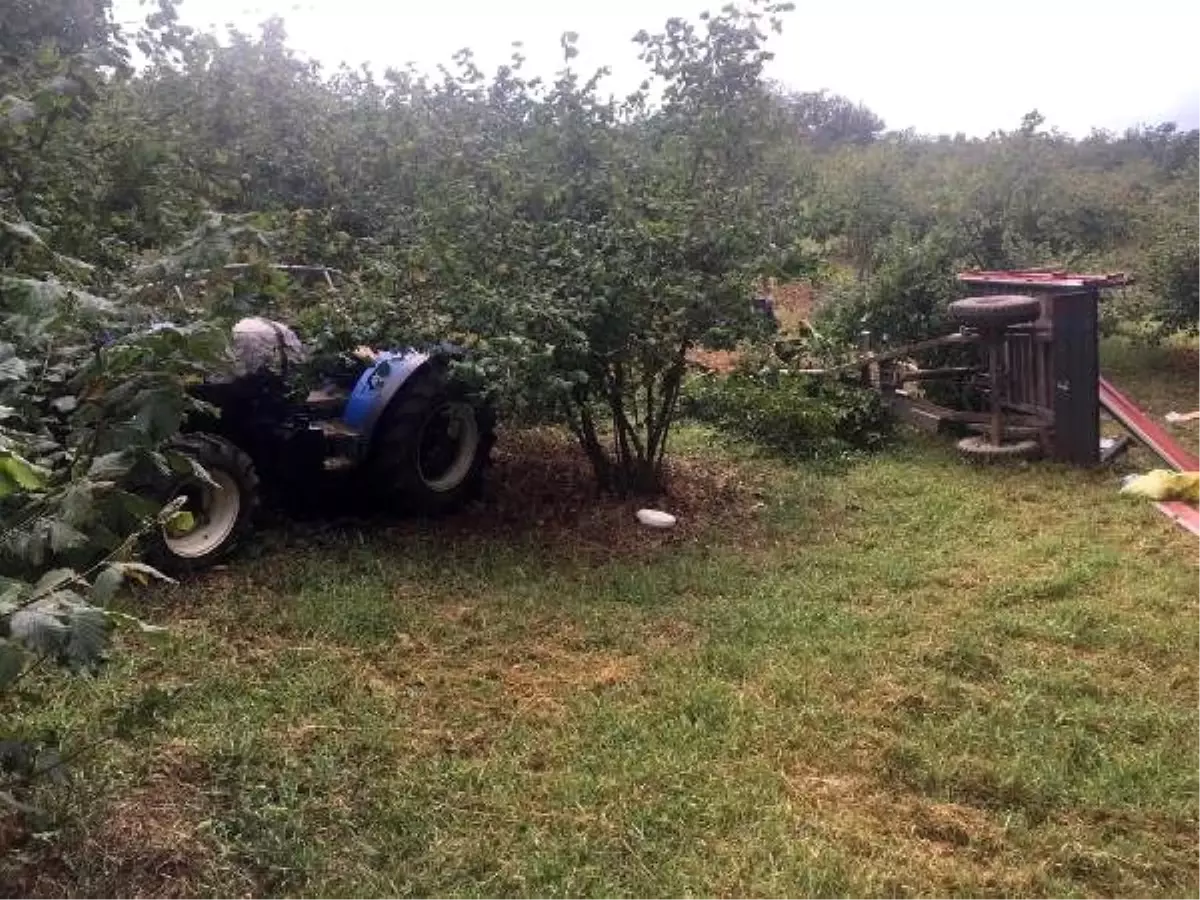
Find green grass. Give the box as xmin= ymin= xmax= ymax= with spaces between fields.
xmin=3 ymin=346 xmax=1197 ymax=898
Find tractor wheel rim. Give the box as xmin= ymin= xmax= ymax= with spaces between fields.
xmin=417 ymin=402 xmax=480 ymax=493
xmin=162 ymin=469 xmax=241 ymax=558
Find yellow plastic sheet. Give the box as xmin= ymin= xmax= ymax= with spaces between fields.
xmin=1120 ymin=470 xmax=1200 ymax=504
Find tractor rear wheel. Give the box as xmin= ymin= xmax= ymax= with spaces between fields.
xmin=367 ymin=362 xmax=495 ymax=515
xmin=145 ymin=433 xmax=261 ymax=575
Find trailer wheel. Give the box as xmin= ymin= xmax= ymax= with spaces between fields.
xmin=949 ymin=295 xmax=1041 ymax=329
xmin=956 ymin=435 xmax=1042 ymax=462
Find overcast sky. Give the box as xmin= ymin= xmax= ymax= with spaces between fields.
xmin=113 ymin=0 xmax=1199 ymax=137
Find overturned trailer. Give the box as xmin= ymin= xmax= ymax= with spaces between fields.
xmin=851 ymin=270 xmax=1132 ymax=465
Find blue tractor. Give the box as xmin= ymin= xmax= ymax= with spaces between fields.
xmin=139 ymin=276 xmax=496 ymax=574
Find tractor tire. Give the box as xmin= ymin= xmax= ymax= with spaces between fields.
xmin=367 ymin=362 xmax=496 ymax=516
xmin=949 ymin=295 xmax=1041 ymax=330
xmin=956 ymin=435 xmax=1042 ymax=462
xmin=145 ymin=433 xmax=261 ymax=576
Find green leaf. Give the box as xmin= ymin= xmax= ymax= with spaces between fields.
xmin=66 ymin=605 xmax=110 ymax=672
xmin=163 ymin=450 xmax=196 ymax=475
xmin=114 ymin=488 xmax=163 ymax=520
xmin=8 ymin=592 xmax=110 ymax=673
xmin=163 ymin=509 xmax=195 ymax=537
xmin=0 ymin=579 xmax=23 ymax=612
xmin=0 ymin=355 xmax=29 ymax=382
xmin=117 ymin=562 xmax=177 ymax=586
xmin=0 ymin=640 xmax=26 ymax=688
xmin=88 ymin=450 xmax=134 ymax=480
xmin=60 ymin=482 xmax=98 ymax=525
xmin=0 ymin=450 xmax=46 ymax=497
xmin=8 ymin=603 xmax=68 ymax=658
xmin=163 ymin=449 xmax=219 ymax=488
xmin=1 ymin=217 xmax=47 ymax=247
xmin=48 ymin=519 xmax=89 ymax=553
xmin=0 ymin=95 xmax=36 ymax=127
xmin=132 ymin=387 xmax=184 ymax=441
xmin=91 ymin=565 xmax=125 ymax=605
xmin=34 ymin=568 xmax=75 ymax=595
xmin=0 ymin=276 xmax=115 ymax=315
xmin=182 ymin=457 xmax=219 ymax=489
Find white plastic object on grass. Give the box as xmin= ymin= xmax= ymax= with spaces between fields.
xmin=636 ymin=509 xmax=677 ymax=529
xmin=1165 ymin=410 xmax=1200 ymax=424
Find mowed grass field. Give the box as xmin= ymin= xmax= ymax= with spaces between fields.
xmin=3 ymin=339 xmax=1197 ymax=898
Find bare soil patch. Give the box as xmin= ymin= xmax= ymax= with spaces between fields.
xmin=427 ymin=426 xmax=768 ymax=563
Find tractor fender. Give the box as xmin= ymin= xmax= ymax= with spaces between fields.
xmin=342 ymin=349 xmax=433 ymax=438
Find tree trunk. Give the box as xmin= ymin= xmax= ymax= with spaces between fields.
xmin=565 ymin=395 xmax=613 ymax=492
xmin=568 ymin=350 xmax=689 ymax=498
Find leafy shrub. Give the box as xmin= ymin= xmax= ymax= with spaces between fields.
xmin=815 ymin=225 xmax=963 ymax=349
xmin=813 ymin=226 xmax=987 ymax=409
xmin=680 ymin=368 xmax=891 ymax=457
xmin=1145 ymin=217 xmax=1199 ymax=334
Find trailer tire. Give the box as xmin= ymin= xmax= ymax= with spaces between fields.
xmin=956 ymin=435 xmax=1042 ymax=462
xmin=949 ymin=295 xmax=1041 ymax=329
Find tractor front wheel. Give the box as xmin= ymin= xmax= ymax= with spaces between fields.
xmin=146 ymin=433 xmax=261 ymax=575
xmin=368 ymin=363 xmax=495 ymax=515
